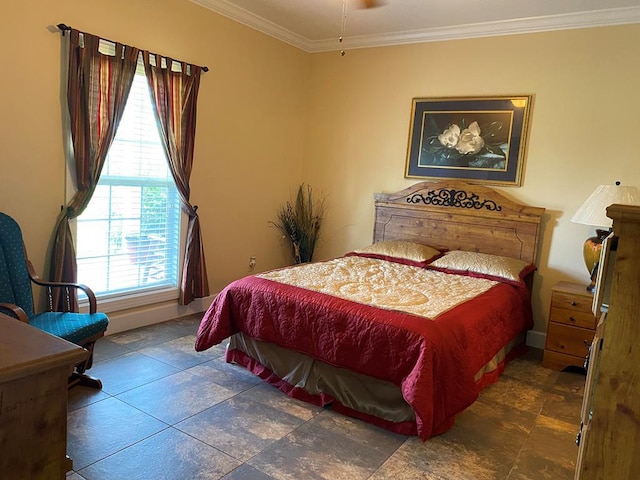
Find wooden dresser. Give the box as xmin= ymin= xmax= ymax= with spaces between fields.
xmin=0 ymin=314 xmax=88 ymax=479
xmin=575 ymin=204 xmax=640 ymax=479
xmin=542 ymin=281 xmax=597 ymax=371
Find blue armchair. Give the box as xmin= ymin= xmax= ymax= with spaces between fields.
xmin=0 ymin=212 xmax=109 ymax=388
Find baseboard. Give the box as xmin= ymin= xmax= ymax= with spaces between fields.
xmin=526 ymin=330 xmax=546 ymax=350
xmin=104 ymin=295 xmax=216 ymax=335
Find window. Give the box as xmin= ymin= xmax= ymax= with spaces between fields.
xmin=76 ymin=62 xmax=181 ymax=300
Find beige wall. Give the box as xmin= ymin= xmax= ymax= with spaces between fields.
xmin=305 ymin=25 xmax=640 ymax=337
xmin=1 ymin=1 xmax=638 ymax=338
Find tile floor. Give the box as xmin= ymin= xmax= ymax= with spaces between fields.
xmin=66 ymin=314 xmax=583 ymax=479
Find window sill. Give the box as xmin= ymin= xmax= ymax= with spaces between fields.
xmin=79 ymin=287 xmax=179 ymax=314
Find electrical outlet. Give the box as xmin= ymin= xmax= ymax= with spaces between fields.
xmin=248 ymin=256 xmax=256 ymax=271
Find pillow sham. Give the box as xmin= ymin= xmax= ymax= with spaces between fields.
xmin=348 ymin=240 xmax=443 ymax=266
xmin=428 ymin=250 xmax=535 ymax=285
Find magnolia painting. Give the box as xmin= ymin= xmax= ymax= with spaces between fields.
xmin=405 ymin=96 xmax=533 ymax=186
xmin=419 ymin=113 xmax=512 ymax=170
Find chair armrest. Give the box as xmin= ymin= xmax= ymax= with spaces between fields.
xmin=0 ymin=303 xmax=30 ymax=323
xmin=27 ymin=261 xmax=98 ymax=314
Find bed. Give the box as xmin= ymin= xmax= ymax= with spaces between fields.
xmin=195 ymin=180 xmax=545 ymax=441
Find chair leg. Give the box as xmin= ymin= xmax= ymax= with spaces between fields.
xmin=68 ymin=339 xmax=102 ymax=390
xmin=69 ymin=371 xmax=103 ymax=389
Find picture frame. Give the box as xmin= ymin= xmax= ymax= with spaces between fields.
xmin=404 ymin=95 xmax=534 ymax=186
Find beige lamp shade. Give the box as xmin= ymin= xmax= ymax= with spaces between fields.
xmin=571 ymin=182 xmax=640 ymax=227
xmin=571 ymin=181 xmax=640 ymax=290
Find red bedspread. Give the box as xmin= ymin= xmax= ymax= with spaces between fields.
xmin=195 ymin=273 xmax=532 ymax=440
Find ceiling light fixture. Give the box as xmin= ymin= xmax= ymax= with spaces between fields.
xmin=339 ymin=0 xmax=380 ymax=56
xmin=339 ymin=0 xmax=348 ymax=56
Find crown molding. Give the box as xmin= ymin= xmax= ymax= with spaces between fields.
xmin=189 ymin=0 xmax=310 ymax=50
xmin=311 ymin=6 xmax=640 ymax=52
xmin=190 ymin=1 xmax=640 ymax=53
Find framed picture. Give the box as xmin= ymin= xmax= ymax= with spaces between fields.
xmin=404 ymin=95 xmax=533 ymax=186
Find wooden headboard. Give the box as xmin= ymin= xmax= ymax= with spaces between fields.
xmin=374 ymin=180 xmax=545 ymax=265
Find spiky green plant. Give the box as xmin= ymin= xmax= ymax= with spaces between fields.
xmin=270 ymin=184 xmax=326 ymax=264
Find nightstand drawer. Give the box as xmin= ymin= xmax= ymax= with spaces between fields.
xmin=546 ymin=323 xmax=594 ymax=357
xmin=551 ymin=289 xmax=593 ymax=315
xmin=550 ymin=306 xmax=597 ymax=330
xmin=542 ymin=349 xmax=587 ymax=371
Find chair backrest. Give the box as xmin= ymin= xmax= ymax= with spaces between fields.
xmin=0 ymin=213 xmax=35 ymax=318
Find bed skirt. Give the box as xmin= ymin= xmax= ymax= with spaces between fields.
xmin=226 ymin=331 xmax=526 ymax=437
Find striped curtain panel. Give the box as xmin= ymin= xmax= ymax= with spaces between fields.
xmin=50 ymin=30 xmax=138 ymax=308
xmin=143 ymin=52 xmax=209 ymax=305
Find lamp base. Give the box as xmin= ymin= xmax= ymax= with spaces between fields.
xmin=582 ymin=229 xmax=611 ymax=292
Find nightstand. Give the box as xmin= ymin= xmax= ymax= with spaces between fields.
xmin=542 ymin=281 xmax=597 ymax=371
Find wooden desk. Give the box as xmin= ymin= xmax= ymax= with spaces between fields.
xmin=0 ymin=313 xmax=88 ymax=479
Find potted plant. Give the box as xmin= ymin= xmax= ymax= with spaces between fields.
xmin=271 ymin=184 xmax=326 ymax=264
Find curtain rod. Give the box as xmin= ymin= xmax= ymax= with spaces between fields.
xmin=56 ymin=23 xmax=209 ymax=72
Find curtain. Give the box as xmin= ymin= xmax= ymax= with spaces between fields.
xmin=50 ymin=30 xmax=138 ymax=307
xmin=143 ymin=52 xmax=209 ymax=305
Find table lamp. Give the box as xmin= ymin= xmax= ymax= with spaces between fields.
xmin=571 ymin=181 xmax=640 ymax=291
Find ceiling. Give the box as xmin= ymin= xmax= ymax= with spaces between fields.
xmin=190 ymin=0 xmax=640 ymax=52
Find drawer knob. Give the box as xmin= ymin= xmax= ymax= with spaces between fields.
xmin=569 ymin=316 xmax=576 ymax=323
xmin=570 ymin=301 xmax=577 ymax=306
